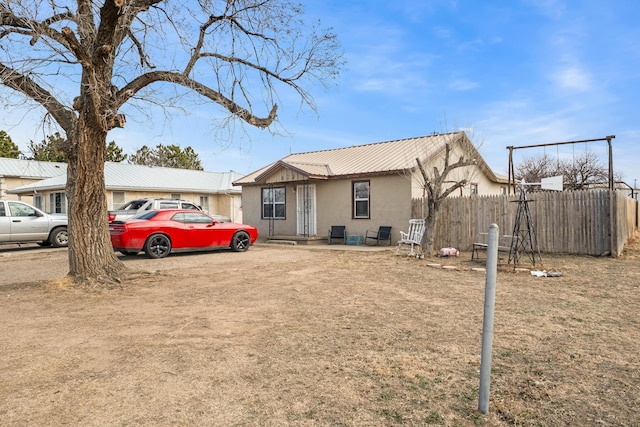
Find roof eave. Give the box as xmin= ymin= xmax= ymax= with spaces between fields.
xmin=235 ymin=168 xmax=410 ymax=186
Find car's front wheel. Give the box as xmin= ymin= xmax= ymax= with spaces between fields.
xmin=231 ymin=231 xmax=250 ymax=252
xmin=49 ymin=227 xmax=69 ymax=248
xmin=144 ymin=234 xmax=171 ymax=258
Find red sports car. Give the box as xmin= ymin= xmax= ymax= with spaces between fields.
xmin=109 ymin=209 xmax=258 ymax=258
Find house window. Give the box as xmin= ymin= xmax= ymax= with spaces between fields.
xmin=353 ymin=180 xmax=370 ymax=219
xmin=171 ymin=193 xmax=181 ymax=200
xmin=199 ymin=195 xmax=209 ymax=212
xmin=470 ymin=183 xmax=478 ymax=195
xmin=34 ymin=194 xmax=43 ymax=210
xmin=500 ymin=186 xmax=507 ymax=195
xmin=49 ymin=192 xmax=67 ymax=214
xmin=112 ymin=191 xmax=125 ymax=208
xmin=262 ymin=187 xmax=286 ymax=219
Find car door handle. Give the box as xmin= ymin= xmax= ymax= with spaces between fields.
xmin=12 ymin=219 xmax=21 ymax=222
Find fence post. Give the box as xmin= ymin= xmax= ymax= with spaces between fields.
xmin=478 ymin=223 xmax=499 ymax=414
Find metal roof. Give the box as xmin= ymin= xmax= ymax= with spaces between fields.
xmin=235 ymin=132 xmax=505 ymax=185
xmin=0 ymin=157 xmax=67 ymax=179
xmin=7 ymin=162 xmax=242 ymax=194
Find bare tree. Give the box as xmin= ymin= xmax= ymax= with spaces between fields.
xmin=557 ymin=151 xmax=609 ymax=190
xmin=413 ymin=132 xmax=478 ymax=255
xmin=514 ymin=154 xmax=557 ymax=187
xmin=515 ymin=150 xmax=615 ymax=190
xmin=0 ymin=0 xmax=342 ymax=285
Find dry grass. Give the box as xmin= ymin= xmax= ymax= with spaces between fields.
xmin=1 ymin=236 xmax=639 ymax=426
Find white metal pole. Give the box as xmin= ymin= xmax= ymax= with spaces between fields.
xmin=478 ymin=223 xmax=499 ymax=414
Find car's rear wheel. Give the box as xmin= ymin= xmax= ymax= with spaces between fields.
xmin=144 ymin=234 xmax=171 ymax=258
xmin=49 ymin=227 xmax=69 ymax=248
xmin=231 ymin=231 xmax=250 ymax=252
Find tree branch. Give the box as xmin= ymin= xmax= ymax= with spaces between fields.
xmin=127 ymin=28 xmax=155 ymax=68
xmin=93 ymin=0 xmax=125 ymax=64
xmin=198 ymin=52 xmax=301 ymax=87
xmin=76 ymin=0 xmax=96 ymax=47
xmin=183 ymin=14 xmax=224 ymax=76
xmin=116 ymin=71 xmax=278 ymax=128
xmin=416 ymin=141 xmax=477 ymax=202
xmin=0 ymin=62 xmax=75 ymax=131
xmin=61 ymin=27 xmax=91 ymax=66
xmin=0 ymin=4 xmax=75 ymax=50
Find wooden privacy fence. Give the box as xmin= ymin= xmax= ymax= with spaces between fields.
xmin=412 ymin=189 xmax=638 ymax=256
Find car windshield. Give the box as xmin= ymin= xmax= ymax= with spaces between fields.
xmin=131 ymin=211 xmax=160 ymax=220
xmin=118 ymin=200 xmax=147 ymax=210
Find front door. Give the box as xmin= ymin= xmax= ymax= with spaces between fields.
xmin=296 ymin=184 xmax=316 ymax=236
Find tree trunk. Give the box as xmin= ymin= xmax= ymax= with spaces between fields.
xmin=65 ymin=113 xmax=127 ymax=285
xmin=423 ymin=218 xmax=435 ymax=256
xmin=422 ymin=200 xmax=437 ymax=256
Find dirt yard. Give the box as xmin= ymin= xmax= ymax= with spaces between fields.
xmin=1 ymin=238 xmax=639 ymax=426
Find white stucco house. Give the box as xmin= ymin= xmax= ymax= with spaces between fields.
xmin=5 ymin=159 xmax=244 ymax=222
xmin=233 ymin=132 xmax=508 ymax=243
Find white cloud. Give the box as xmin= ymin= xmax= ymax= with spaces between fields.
xmin=448 ymin=79 xmax=478 ymax=91
xmin=551 ymin=66 xmax=593 ymax=92
xmin=521 ymin=0 xmax=567 ymax=20
xmin=433 ymin=26 xmax=453 ymax=40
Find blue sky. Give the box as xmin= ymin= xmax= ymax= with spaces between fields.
xmin=2 ymin=0 xmax=639 ymax=186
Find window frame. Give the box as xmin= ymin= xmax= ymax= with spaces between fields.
xmin=49 ymin=192 xmax=67 ymax=214
xmin=33 ymin=194 xmax=43 ymax=211
xmin=112 ymin=191 xmax=125 ymax=209
xmin=261 ymin=186 xmax=286 ymax=220
xmin=352 ymin=180 xmax=370 ymax=219
xmin=199 ymin=195 xmax=210 ymax=212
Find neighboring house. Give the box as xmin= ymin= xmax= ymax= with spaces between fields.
xmin=233 ymin=132 xmax=509 ymax=243
xmin=7 ymin=161 xmax=244 ymax=223
xmin=0 ymin=157 xmax=66 ymax=203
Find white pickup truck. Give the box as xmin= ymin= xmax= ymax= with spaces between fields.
xmin=108 ymin=198 xmax=203 ymax=223
xmin=0 ymin=199 xmax=69 ymax=247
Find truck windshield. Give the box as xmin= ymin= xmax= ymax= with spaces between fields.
xmin=119 ymin=200 xmax=147 ymax=210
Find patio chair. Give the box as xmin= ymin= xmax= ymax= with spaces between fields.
xmin=396 ymin=219 xmax=426 ymax=258
xmin=328 ymin=225 xmax=346 ymax=244
xmin=365 ymin=226 xmax=392 ymax=246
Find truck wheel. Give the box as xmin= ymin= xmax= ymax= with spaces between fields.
xmin=144 ymin=234 xmax=171 ymax=258
xmin=49 ymin=227 xmax=69 ymax=248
